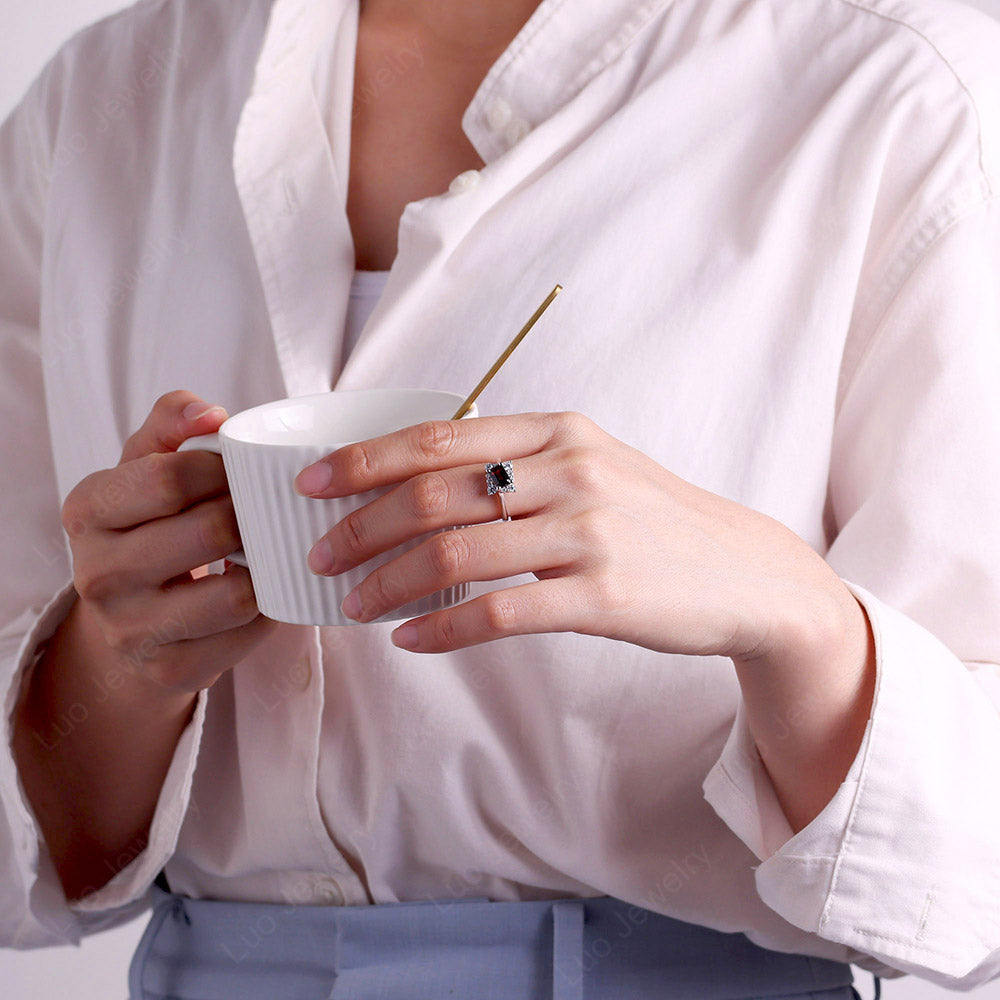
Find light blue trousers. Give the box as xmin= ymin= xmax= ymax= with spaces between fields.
xmin=129 ymin=884 xmax=860 ymax=999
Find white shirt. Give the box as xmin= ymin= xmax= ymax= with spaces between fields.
xmin=2 ymin=0 xmax=1000 ymax=989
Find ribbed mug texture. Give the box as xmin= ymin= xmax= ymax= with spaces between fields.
xmin=224 ymin=439 xmax=468 ymax=626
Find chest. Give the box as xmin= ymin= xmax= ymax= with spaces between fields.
xmin=345 ymin=23 xmax=498 ymax=271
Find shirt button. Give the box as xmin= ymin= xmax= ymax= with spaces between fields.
xmin=485 ymin=98 xmax=513 ymax=131
xmin=314 ymin=875 xmax=344 ymax=905
xmin=504 ymin=117 xmax=531 ymax=146
xmin=448 ymin=169 xmax=481 ymax=195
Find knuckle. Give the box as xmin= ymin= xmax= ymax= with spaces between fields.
xmin=342 ymin=442 xmax=375 ymax=484
xmin=228 ymin=572 xmax=259 ymax=622
xmin=144 ymin=453 xmax=186 ymax=511
xmin=61 ymin=488 xmax=92 ymax=537
xmin=124 ymin=393 xmax=182 ymax=455
xmin=431 ymin=612 xmax=459 ymax=650
xmin=413 ymin=420 xmax=459 ymax=462
xmin=368 ymin=570 xmax=402 ymax=614
xmin=589 ymin=571 xmax=629 ymax=614
xmin=409 ymin=473 xmax=451 ymax=521
xmin=338 ymin=510 xmax=370 ymax=560
xmin=151 ymin=390 xmax=198 ymax=434
xmin=554 ymin=410 xmax=595 ymax=441
xmin=562 ymin=446 xmax=605 ymax=493
xmin=100 ymin=618 xmax=140 ymax=656
xmin=74 ymin=563 xmax=125 ymax=604
xmin=481 ymin=592 xmax=519 ymax=636
xmin=93 ymin=481 xmax=126 ymax=520
xmin=569 ymin=509 xmax=613 ymax=553
xmin=428 ymin=530 xmax=469 ymax=579
xmin=196 ymin=502 xmax=239 ymax=558
xmin=156 ymin=389 xmax=189 ymax=414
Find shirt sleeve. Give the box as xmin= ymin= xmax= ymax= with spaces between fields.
xmin=0 ymin=62 xmax=209 ymax=949
xmin=704 ymin=195 xmax=1000 ymax=988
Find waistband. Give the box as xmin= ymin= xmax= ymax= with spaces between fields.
xmin=129 ymin=885 xmax=856 ymax=1000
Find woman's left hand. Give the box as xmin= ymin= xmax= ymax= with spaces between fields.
xmin=294 ymin=410 xmax=856 ymax=657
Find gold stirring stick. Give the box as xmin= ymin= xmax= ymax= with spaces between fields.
xmin=450 ymin=284 xmax=563 ymax=420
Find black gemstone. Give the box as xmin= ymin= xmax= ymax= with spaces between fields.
xmin=490 ymin=463 xmax=511 ymax=488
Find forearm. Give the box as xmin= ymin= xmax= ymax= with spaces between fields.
xmin=11 ymin=597 xmax=197 ymax=901
xmin=732 ymin=577 xmax=877 ymax=834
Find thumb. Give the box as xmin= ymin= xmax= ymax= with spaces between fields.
xmin=120 ymin=390 xmax=228 ymax=465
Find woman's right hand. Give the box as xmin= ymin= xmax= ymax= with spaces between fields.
xmin=60 ymin=389 xmax=279 ymax=696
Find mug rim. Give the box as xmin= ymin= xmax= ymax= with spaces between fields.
xmin=218 ymin=387 xmax=473 ymax=449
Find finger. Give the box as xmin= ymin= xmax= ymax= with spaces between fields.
xmin=159 ymin=613 xmax=281 ymax=693
xmin=389 ymin=578 xmax=582 ymax=654
xmin=340 ymin=516 xmax=573 ymax=624
xmin=156 ymin=565 xmax=263 ymax=641
xmin=100 ymin=565 xmax=262 ymax=657
xmin=311 ymin=454 xmax=551 ymax=576
xmin=293 ymin=411 xmax=580 ymax=499
xmin=119 ymin=607 xmax=281 ymax=695
xmin=111 ymin=495 xmax=242 ymax=586
xmin=120 ymin=389 xmax=228 ymax=465
xmin=65 ymin=451 xmax=230 ymax=533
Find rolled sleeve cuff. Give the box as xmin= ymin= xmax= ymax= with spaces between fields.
xmin=703 ymin=581 xmax=1000 ymax=986
xmin=1 ymin=584 xmax=208 ymax=947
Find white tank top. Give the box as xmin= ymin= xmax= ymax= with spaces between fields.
xmin=343 ymin=269 xmax=391 ymax=361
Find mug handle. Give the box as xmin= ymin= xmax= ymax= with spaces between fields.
xmin=177 ymin=433 xmax=249 ymax=568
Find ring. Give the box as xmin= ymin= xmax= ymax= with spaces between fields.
xmin=485 ymin=461 xmax=515 ymax=522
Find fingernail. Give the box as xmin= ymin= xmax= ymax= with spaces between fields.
xmin=307 ymin=540 xmax=334 ymax=575
xmin=392 ymin=623 xmax=419 ymax=650
xmin=295 ymin=462 xmax=333 ymax=496
xmin=183 ymin=401 xmax=226 ymax=422
xmin=341 ymin=590 xmax=363 ymax=621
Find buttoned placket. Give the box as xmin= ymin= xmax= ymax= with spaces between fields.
xmin=231 ymin=0 xmax=367 ymax=901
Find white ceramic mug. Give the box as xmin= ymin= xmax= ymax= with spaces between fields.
xmin=178 ymin=388 xmax=475 ymax=626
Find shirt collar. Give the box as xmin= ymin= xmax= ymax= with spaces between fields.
xmin=463 ymin=0 xmax=674 ymax=161
xmin=249 ymin=0 xmax=674 ymax=159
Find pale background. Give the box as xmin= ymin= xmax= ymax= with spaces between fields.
xmin=2 ymin=0 xmax=999 ymax=997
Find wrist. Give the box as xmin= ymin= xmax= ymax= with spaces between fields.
xmin=729 ymin=537 xmax=862 ymax=664
xmin=731 ymin=576 xmax=876 ymax=831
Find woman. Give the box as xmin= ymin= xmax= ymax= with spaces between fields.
xmin=2 ymin=0 xmax=999 ymax=995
